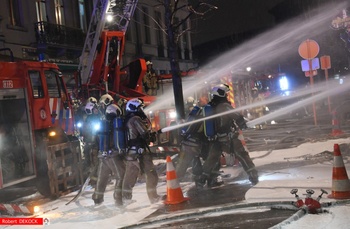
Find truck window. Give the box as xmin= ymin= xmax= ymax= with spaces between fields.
xmin=29 ymin=71 xmax=44 ymax=98
xmin=45 ymin=70 xmax=61 ymax=98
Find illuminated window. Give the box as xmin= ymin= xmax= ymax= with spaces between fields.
xmin=35 ymin=0 xmax=47 ymax=22
xmin=54 ymin=0 xmax=65 ymax=25
xmin=78 ymin=0 xmax=87 ymax=32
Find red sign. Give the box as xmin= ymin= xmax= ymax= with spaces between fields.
xmin=298 ymin=39 xmax=320 ymax=59
xmin=305 ymin=70 xmax=317 ymax=77
xmin=320 ymin=55 xmax=331 ymax=69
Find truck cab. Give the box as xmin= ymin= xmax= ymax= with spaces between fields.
xmin=0 ymin=61 xmax=82 ymax=197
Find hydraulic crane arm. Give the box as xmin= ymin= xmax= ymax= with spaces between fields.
xmin=78 ymin=0 xmax=138 ymax=86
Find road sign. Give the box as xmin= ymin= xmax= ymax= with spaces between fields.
xmin=301 ymin=58 xmax=320 ymax=71
xmin=305 ymin=70 xmax=317 ymax=77
xmin=320 ymin=55 xmax=331 ymax=69
xmin=298 ymin=39 xmax=320 ymax=59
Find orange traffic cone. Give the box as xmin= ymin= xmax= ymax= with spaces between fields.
xmin=164 ymin=156 xmax=189 ymax=205
xmin=330 ymin=111 xmax=344 ymax=136
xmin=328 ymin=144 xmax=350 ymax=199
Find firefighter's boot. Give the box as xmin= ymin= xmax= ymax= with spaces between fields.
xmin=247 ymin=168 xmax=259 ymax=185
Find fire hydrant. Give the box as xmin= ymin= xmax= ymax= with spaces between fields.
xmin=290 ymin=188 xmax=304 ymax=208
xmin=291 ymin=189 xmax=328 ymax=214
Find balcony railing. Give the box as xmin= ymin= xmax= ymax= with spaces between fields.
xmin=34 ymin=21 xmax=85 ymax=47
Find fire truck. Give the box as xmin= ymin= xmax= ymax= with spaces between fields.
xmin=0 ymin=51 xmax=82 ymax=198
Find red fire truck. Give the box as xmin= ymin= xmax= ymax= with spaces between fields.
xmin=0 ymin=56 xmax=82 ymax=198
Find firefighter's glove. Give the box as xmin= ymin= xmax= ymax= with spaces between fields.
xmin=149 ymin=131 xmax=157 ymax=143
xmin=235 ymin=115 xmax=248 ymax=130
xmin=157 ymin=129 xmax=162 ymax=134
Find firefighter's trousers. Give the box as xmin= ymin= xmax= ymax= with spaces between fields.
xmin=92 ymin=154 xmax=125 ymax=204
xmin=122 ymin=153 xmax=159 ymax=203
xmin=202 ymin=133 xmax=256 ymax=177
xmin=176 ymin=139 xmax=203 ymax=181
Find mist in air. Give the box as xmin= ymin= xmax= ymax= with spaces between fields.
xmin=144 ymin=1 xmax=348 ymax=130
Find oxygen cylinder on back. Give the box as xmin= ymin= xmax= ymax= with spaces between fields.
xmin=112 ymin=116 xmax=127 ymax=153
xmin=181 ymin=106 xmax=202 ymax=136
xmin=203 ymin=104 xmax=216 ymax=140
xmin=98 ymin=119 xmax=110 ymax=153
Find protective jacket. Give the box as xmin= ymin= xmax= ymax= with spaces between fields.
xmin=122 ymin=113 xmax=159 ymax=203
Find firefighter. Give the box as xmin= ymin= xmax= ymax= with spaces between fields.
xmin=185 ymin=96 xmax=195 ymax=116
xmin=98 ymin=94 xmax=114 ymax=114
xmin=250 ymin=87 xmax=266 ymax=129
xmin=122 ymin=98 xmax=160 ymax=204
xmin=175 ymin=96 xmax=209 ymax=187
xmin=142 ymin=61 xmax=158 ymax=96
xmin=82 ymin=97 xmax=101 ymax=183
xmin=197 ymin=84 xmax=259 ymax=188
xmin=92 ymin=103 xmax=126 ymax=206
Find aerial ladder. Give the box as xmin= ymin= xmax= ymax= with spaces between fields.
xmin=77 ymin=0 xmax=152 ymax=103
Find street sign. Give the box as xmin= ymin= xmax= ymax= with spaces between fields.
xmin=305 ymin=70 xmax=317 ymax=77
xmin=320 ymin=55 xmax=331 ymax=69
xmin=298 ymin=39 xmax=320 ymax=59
xmin=301 ymin=58 xmax=320 ymax=71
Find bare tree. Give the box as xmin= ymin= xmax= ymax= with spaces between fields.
xmin=152 ymin=0 xmax=217 ymax=120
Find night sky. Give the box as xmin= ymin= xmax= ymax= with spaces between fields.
xmin=191 ymin=0 xmax=283 ymax=46
xmin=190 ymin=0 xmax=350 ymax=87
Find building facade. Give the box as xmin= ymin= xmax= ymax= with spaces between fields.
xmin=0 ymin=0 xmax=197 ymax=76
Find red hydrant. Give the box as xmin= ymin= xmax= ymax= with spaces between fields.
xmin=291 ymin=188 xmax=304 ymax=208
xmin=291 ymin=189 xmax=328 ymax=214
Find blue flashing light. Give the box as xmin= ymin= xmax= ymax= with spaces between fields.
xmin=279 ymin=76 xmax=289 ymax=91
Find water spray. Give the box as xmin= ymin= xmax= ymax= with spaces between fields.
xmin=158 ymin=78 xmax=350 ymax=133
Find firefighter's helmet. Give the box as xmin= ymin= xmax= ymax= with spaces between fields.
xmin=211 ymin=84 xmax=230 ymax=97
xmin=99 ymin=94 xmax=114 ymax=106
xmin=186 ymin=96 xmax=195 ymax=104
xmin=105 ymin=104 xmax=122 ymax=120
xmin=88 ymin=97 xmax=98 ymax=104
xmin=146 ymin=61 xmax=153 ymax=66
xmin=85 ymin=102 xmax=97 ymax=115
xmin=126 ymin=98 xmax=144 ymax=113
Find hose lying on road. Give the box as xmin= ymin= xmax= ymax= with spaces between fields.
xmin=124 ymin=199 xmax=350 ymax=229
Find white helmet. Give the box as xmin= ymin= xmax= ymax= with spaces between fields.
xmin=146 ymin=61 xmax=153 ymax=66
xmin=85 ymin=102 xmax=96 ymax=115
xmin=186 ymin=96 xmax=194 ymax=104
xmin=211 ymin=84 xmax=230 ymax=97
xmin=88 ymin=97 xmax=98 ymax=104
xmin=105 ymin=104 xmax=122 ymax=120
xmin=99 ymin=94 xmax=114 ymax=106
xmin=126 ymin=98 xmax=144 ymax=113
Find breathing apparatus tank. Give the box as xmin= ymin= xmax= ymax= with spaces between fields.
xmin=112 ymin=116 xmax=127 ymax=154
xmin=98 ymin=119 xmax=110 ymax=155
xmin=203 ymin=104 xmax=216 ymax=140
xmin=105 ymin=103 xmax=127 ymax=154
xmin=181 ymin=106 xmax=202 ymax=137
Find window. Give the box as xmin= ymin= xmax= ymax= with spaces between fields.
xmin=78 ymin=0 xmax=87 ymax=32
xmin=29 ymin=71 xmax=44 ymax=99
xmin=45 ymin=70 xmax=61 ymax=98
xmin=35 ymin=0 xmax=47 ymax=22
xmin=8 ymin=0 xmax=23 ymax=27
xmin=54 ymin=0 xmax=65 ymax=25
xmin=142 ymin=7 xmax=151 ymax=44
